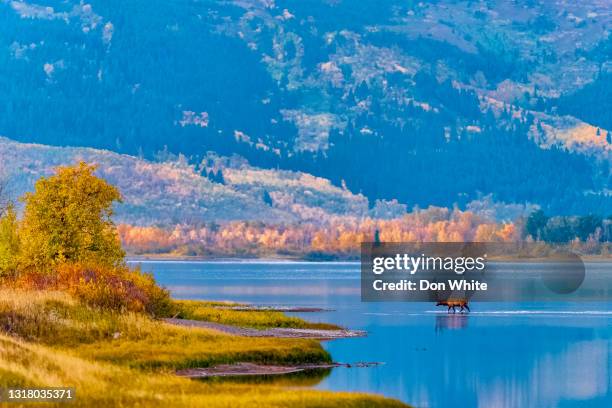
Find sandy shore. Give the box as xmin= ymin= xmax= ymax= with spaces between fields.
xmin=176 ymin=362 xmax=382 ymax=378
xmin=214 ymin=305 xmax=333 ymax=312
xmin=162 ymin=318 xmax=366 ymax=339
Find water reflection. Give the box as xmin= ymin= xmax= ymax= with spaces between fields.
xmin=198 ymin=368 xmax=332 ymax=387
xmin=435 ymin=314 xmax=469 ymax=333
xmin=475 ymin=339 xmax=610 ymax=408
xmin=323 ymin=312 xmax=612 ymax=408
xmin=135 ymin=260 xmax=612 ymax=407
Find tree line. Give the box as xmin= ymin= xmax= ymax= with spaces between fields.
xmin=525 ymin=210 xmax=612 ymax=243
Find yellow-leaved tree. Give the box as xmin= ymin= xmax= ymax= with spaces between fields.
xmin=19 ymin=162 xmax=125 ymax=270
xmin=0 ymin=205 xmax=20 ymax=275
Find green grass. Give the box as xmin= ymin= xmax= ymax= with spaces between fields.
xmin=172 ymin=300 xmax=342 ymax=330
xmin=0 ymin=289 xmax=410 ymax=407
xmin=0 ymin=290 xmax=330 ymax=370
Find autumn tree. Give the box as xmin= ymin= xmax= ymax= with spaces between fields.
xmin=0 ymin=180 xmax=11 ymax=218
xmin=0 ymin=207 xmax=19 ymax=275
xmin=19 ymin=162 xmax=125 ymax=270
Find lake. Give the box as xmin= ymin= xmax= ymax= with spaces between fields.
xmin=130 ymin=260 xmax=612 ymax=408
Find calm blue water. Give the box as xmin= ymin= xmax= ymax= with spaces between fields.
xmin=130 ymin=260 xmax=612 ymax=408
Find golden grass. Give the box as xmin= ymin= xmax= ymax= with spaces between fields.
xmin=0 ymin=334 xmax=407 ymax=407
xmin=0 ymin=290 xmax=330 ymax=370
xmin=173 ymin=300 xmax=341 ymax=330
xmin=0 ymin=289 xmax=409 ymax=407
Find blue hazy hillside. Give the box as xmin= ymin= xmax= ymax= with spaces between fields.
xmin=0 ymin=0 xmax=610 ymax=215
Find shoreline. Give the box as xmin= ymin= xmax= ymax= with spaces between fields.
xmin=126 ymin=255 xmax=360 ymax=263
xmin=176 ymin=362 xmax=382 ymax=378
xmin=163 ymin=318 xmax=366 ymax=339
xmin=127 ymin=255 xmax=612 ymax=263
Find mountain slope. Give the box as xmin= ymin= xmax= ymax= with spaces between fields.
xmin=0 ymin=137 xmax=369 ymax=225
xmin=0 ymin=0 xmax=610 ymax=214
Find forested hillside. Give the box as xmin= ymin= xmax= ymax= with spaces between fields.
xmin=0 ymin=0 xmax=610 ymax=215
xmin=0 ymin=137 xmax=371 ymax=225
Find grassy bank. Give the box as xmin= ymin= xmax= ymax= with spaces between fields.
xmin=0 ymin=290 xmax=330 ymax=370
xmin=0 ymin=289 xmax=407 ymax=407
xmin=0 ymin=332 xmax=404 ymax=408
xmin=173 ymin=300 xmax=341 ymax=330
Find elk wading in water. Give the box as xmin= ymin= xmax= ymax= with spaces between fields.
xmin=436 ymin=300 xmax=470 ymax=313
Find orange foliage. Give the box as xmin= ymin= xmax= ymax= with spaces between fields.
xmin=118 ymin=208 xmax=519 ymax=257
xmin=13 ymin=262 xmax=171 ymax=315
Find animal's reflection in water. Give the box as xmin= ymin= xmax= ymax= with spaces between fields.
xmin=435 ymin=314 xmax=469 ymax=333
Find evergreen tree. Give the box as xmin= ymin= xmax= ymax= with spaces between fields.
xmin=262 ymin=190 xmax=273 ymax=206
xmin=215 ymin=169 xmax=225 ymax=185
xmin=525 ymin=210 xmax=548 ymax=240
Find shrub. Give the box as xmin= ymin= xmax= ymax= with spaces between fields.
xmin=58 ymin=263 xmax=172 ymax=316
xmin=14 ymin=263 xmax=171 ymax=317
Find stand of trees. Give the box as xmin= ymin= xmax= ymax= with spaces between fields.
xmin=525 ymin=210 xmax=612 ymax=243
